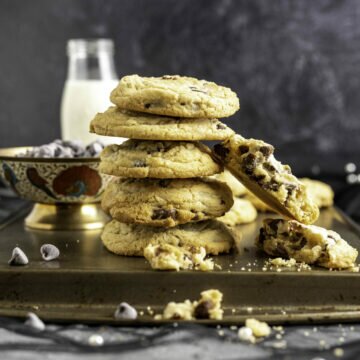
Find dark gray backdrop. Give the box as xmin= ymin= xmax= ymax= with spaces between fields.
xmin=1 ymin=0 xmax=359 ymax=173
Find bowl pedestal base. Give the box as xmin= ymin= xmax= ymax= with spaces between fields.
xmin=25 ymin=203 xmax=109 ymax=231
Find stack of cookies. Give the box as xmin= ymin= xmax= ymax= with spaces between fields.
xmin=90 ymin=75 xmax=241 ymax=269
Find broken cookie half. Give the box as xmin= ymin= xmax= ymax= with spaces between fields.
xmin=213 ymin=134 xmax=319 ymax=224
xmin=257 ymin=218 xmax=358 ymax=269
xmin=144 ymin=243 xmax=214 ymax=271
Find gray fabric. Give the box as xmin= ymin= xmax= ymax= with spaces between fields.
xmin=0 ymin=318 xmax=359 ymax=360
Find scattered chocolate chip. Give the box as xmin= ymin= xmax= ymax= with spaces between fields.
xmin=276 ymin=243 xmax=289 ymax=258
xmin=213 ymin=144 xmax=229 ymax=160
xmin=216 ymin=123 xmax=227 ymax=130
xmin=144 ymin=103 xmax=151 ymax=109
xmin=250 ymin=174 xmax=266 ymax=182
xmin=114 ymin=302 xmax=137 ymax=320
xmin=328 ymin=234 xmax=336 ymax=241
xmin=133 ymin=160 xmax=147 ymax=167
xmin=8 ymin=247 xmax=28 ymax=266
xmin=220 ymin=199 xmax=226 ymax=205
xmin=259 ymin=145 xmax=274 ymax=158
xmin=180 ymin=102 xmax=186 ymax=106
xmin=194 ymin=300 xmax=213 ymax=319
xmin=40 ymin=244 xmax=60 ymax=261
xmin=152 ymin=208 xmax=177 ymax=220
xmin=239 ymin=145 xmax=249 ymax=155
xmin=192 ymin=214 xmax=199 ymax=221
xmin=286 ymin=184 xmax=297 ymax=194
xmin=25 ymin=312 xmax=45 ymax=331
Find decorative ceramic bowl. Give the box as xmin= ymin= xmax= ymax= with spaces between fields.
xmin=0 ymin=147 xmax=112 ymax=230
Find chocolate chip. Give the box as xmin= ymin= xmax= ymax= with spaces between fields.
xmin=242 ymin=153 xmax=257 ymax=173
xmin=262 ymin=180 xmax=280 ymax=191
xmin=263 ymin=163 xmax=277 ymax=173
xmin=239 ymin=145 xmax=249 ymax=155
xmin=216 ymin=123 xmax=227 ymax=130
xmin=8 ymin=247 xmax=28 ymax=266
xmin=250 ymin=174 xmax=266 ymax=182
xmin=276 ymin=243 xmax=289 ymax=258
xmin=25 ymin=313 xmax=45 ymax=331
xmin=213 ymin=144 xmax=229 ymax=160
xmin=152 ymin=208 xmax=177 ymax=220
xmin=192 ymin=214 xmax=199 ymax=221
xmin=40 ymin=244 xmax=60 ymax=261
xmin=194 ymin=300 xmax=213 ymax=319
xmin=144 ymin=103 xmax=151 ymax=109
xmin=133 ymin=160 xmax=147 ymax=167
xmin=286 ymin=184 xmax=297 ymax=194
xmin=259 ymin=145 xmax=274 ymax=158
xmin=268 ymin=219 xmax=281 ymax=233
xmin=114 ymin=302 xmax=137 ymax=320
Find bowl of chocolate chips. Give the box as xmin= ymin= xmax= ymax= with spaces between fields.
xmin=0 ymin=140 xmax=112 ymax=230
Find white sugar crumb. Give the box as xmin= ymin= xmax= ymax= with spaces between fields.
xmin=246 ymin=307 xmax=253 ymax=314
xmin=334 ymin=347 xmax=344 ymax=357
xmin=264 ymin=257 xmax=312 ymax=271
xmin=245 ymin=318 xmax=271 ymax=337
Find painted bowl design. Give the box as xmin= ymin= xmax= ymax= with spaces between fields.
xmin=0 ymin=147 xmax=112 ymax=204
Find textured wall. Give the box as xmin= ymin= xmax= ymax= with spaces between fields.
xmin=0 ymin=0 xmax=359 ymax=172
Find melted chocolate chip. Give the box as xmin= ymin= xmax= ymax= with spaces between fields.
xmin=263 ymin=163 xmax=277 ymax=173
xmin=250 ymin=174 xmax=266 ymax=182
xmin=259 ymin=145 xmax=274 ymax=158
xmin=144 ymin=103 xmax=151 ymax=109
xmin=262 ymin=180 xmax=280 ymax=191
xmin=194 ymin=300 xmax=213 ymax=319
xmin=242 ymin=153 xmax=257 ymax=173
xmin=268 ymin=219 xmax=281 ymax=233
xmin=152 ymin=208 xmax=177 ymax=220
xmin=133 ymin=160 xmax=147 ymax=167
xmin=216 ymin=123 xmax=227 ymax=130
xmin=239 ymin=145 xmax=249 ymax=155
xmin=213 ymin=144 xmax=229 ymax=160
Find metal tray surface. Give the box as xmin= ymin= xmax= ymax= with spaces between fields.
xmin=0 ymin=207 xmax=359 ymax=325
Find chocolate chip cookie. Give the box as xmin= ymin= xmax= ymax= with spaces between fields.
xmin=110 ymin=75 xmax=239 ymax=118
xmin=100 ymin=140 xmax=222 ymax=178
xmin=101 ymin=177 xmax=234 ymax=227
xmin=101 ymin=219 xmax=236 ymax=256
xmin=218 ymin=197 xmax=257 ymax=226
xmin=90 ymin=107 xmax=234 ymax=141
xmin=300 ymin=178 xmax=334 ymax=208
xmin=257 ymin=218 xmax=358 ymax=269
xmin=213 ymin=135 xmax=319 ymax=224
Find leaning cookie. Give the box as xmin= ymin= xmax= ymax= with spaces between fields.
xmin=90 ymin=107 xmax=234 ymax=141
xmin=110 ymin=74 xmax=239 ymax=118
xmin=218 ymin=198 xmax=257 ymax=226
xmin=300 ymin=178 xmax=334 ymax=208
xmin=101 ymin=178 xmax=234 ymax=227
xmin=213 ymin=134 xmax=319 ymax=224
xmin=102 ymin=219 xmax=235 ymax=256
xmin=100 ymin=140 xmax=222 ymax=178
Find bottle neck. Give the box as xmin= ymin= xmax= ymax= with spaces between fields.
xmin=67 ymin=52 xmax=118 ymax=80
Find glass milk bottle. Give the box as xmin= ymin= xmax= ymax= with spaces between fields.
xmin=60 ymin=39 xmax=121 ymax=144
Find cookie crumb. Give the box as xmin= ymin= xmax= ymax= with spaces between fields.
xmin=245 ymin=318 xmax=271 ymax=338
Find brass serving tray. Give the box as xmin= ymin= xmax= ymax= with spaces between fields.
xmin=0 ymin=207 xmax=359 ymax=325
